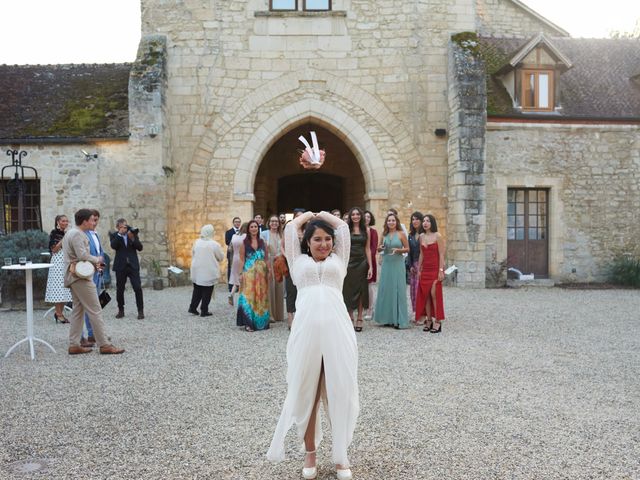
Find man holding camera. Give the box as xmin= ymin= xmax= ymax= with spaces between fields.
xmin=110 ymin=218 xmax=144 ymax=319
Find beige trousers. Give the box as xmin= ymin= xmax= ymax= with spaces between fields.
xmin=69 ymin=279 xmax=111 ymax=348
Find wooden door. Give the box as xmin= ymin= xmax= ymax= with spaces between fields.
xmin=507 ymin=188 xmax=549 ymax=277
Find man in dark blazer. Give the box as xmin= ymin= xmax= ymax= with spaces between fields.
xmin=110 ymin=218 xmax=144 ymax=319
xmin=225 ymin=216 xmax=242 ymax=292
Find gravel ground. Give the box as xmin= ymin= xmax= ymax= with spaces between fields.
xmin=0 ymin=286 xmax=639 ymax=480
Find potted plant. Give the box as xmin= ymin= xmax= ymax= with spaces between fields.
xmin=148 ymin=258 xmax=164 ymax=290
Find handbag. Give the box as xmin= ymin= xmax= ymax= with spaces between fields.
xmin=71 ymin=260 xmax=95 ymax=279
xmin=273 ymin=255 xmax=289 ymax=283
xmin=98 ymin=273 xmax=111 ymax=308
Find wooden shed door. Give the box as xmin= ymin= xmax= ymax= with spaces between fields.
xmin=507 ymin=188 xmax=549 ymax=277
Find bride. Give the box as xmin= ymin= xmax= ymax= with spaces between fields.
xmin=267 ymin=210 xmax=359 ymax=480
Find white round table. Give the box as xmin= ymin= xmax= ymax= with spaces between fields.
xmin=2 ymin=263 xmax=56 ymax=360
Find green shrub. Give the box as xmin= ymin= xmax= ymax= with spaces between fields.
xmin=0 ymin=230 xmax=50 ymax=285
xmin=609 ymin=254 xmax=640 ymax=287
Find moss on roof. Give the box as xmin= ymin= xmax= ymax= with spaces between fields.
xmin=0 ymin=64 xmax=130 ymax=139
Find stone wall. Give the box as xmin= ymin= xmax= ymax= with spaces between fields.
xmin=140 ymin=0 xmax=477 ymax=268
xmin=476 ymin=0 xmax=567 ymax=38
xmin=0 ymin=36 xmax=169 ymax=284
xmin=446 ymin=36 xmax=487 ymax=287
xmin=485 ymin=123 xmax=640 ymax=282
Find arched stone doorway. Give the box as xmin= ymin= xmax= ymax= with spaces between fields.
xmin=254 ymin=123 xmax=365 ymax=216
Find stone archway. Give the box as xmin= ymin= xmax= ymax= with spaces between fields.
xmin=254 ymin=122 xmax=365 ymax=216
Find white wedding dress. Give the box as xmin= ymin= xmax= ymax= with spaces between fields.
xmin=267 ymin=221 xmax=359 ymax=467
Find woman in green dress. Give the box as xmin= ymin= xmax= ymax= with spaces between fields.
xmin=374 ymin=213 xmax=410 ymax=329
xmin=342 ymin=207 xmax=373 ymax=332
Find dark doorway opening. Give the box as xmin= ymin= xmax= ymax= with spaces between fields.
xmin=254 ymin=122 xmax=365 ymax=217
xmin=278 ymin=173 xmax=343 ymax=213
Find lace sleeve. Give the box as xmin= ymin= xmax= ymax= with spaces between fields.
xmin=333 ymin=223 xmax=351 ymax=266
xmin=284 ymin=222 xmax=301 ymax=266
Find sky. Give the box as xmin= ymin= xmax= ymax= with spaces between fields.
xmin=0 ymin=0 xmax=638 ymax=65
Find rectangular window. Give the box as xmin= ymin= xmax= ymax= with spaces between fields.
xmin=271 ymin=0 xmax=297 ymax=10
xmin=304 ymin=0 xmax=331 ymax=10
xmin=1 ymin=178 xmax=41 ymax=233
xmin=521 ymin=70 xmax=554 ymax=111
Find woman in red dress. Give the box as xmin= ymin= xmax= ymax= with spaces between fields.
xmin=415 ymin=214 xmax=446 ymax=333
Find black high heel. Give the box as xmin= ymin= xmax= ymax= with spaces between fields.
xmin=430 ymin=322 xmax=441 ymax=333
xmin=54 ymin=313 xmax=69 ymax=324
xmin=423 ymin=320 xmax=433 ymax=332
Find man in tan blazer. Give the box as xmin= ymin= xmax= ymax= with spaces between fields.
xmin=63 ymin=209 xmax=125 ymax=355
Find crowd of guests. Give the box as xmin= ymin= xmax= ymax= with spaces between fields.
xmin=225 ymin=207 xmax=446 ymax=334
xmin=44 ymin=209 xmax=148 ymax=355
xmin=43 ymin=204 xmax=446 ymax=357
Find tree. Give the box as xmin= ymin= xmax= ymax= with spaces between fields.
xmin=610 ymin=18 xmax=640 ymax=38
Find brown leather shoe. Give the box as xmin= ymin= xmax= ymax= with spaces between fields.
xmin=68 ymin=345 xmax=93 ymax=355
xmin=115 ymin=309 xmax=125 ymax=319
xmin=137 ymin=311 xmax=145 ymax=320
xmin=99 ymin=344 xmax=125 ymax=355
xmin=81 ymin=337 xmax=95 ymax=347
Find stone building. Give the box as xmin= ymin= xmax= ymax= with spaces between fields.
xmin=1 ymin=0 xmax=638 ymax=286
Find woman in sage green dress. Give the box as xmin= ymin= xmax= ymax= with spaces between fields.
xmin=374 ymin=213 xmax=410 ymax=329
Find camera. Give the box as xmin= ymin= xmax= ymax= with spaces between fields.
xmin=128 ymin=226 xmax=140 ymax=235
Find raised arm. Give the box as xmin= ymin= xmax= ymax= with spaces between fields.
xmin=314 ymin=211 xmax=350 ymax=266
xmin=284 ymin=211 xmax=314 ymax=265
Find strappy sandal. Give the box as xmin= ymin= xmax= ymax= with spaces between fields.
xmin=355 ymin=318 xmax=363 ymax=332
xmin=302 ymin=449 xmax=317 ymax=479
xmin=423 ymin=320 xmax=432 ymax=332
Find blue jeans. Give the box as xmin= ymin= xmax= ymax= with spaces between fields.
xmin=83 ymin=274 xmax=100 ymax=338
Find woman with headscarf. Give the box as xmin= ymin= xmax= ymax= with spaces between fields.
xmin=188 ymin=224 xmax=224 ymax=317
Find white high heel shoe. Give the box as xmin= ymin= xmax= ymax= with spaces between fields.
xmin=336 ymin=468 xmax=353 ymax=480
xmin=302 ymin=450 xmax=317 ymax=479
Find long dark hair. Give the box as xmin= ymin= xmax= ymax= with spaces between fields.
xmin=382 ymin=213 xmax=401 ymax=237
xmin=301 ymin=220 xmax=335 ymax=257
xmin=347 ymin=207 xmax=367 ymax=240
xmin=54 ymin=214 xmax=67 ymax=230
xmin=423 ymin=213 xmax=438 ymax=233
xmin=244 ymin=220 xmax=265 ymax=251
xmin=409 ymin=211 xmax=424 ymax=236
xmin=364 ymin=210 xmax=375 ymax=227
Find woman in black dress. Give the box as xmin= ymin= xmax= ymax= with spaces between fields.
xmin=342 ymin=207 xmax=372 ymax=332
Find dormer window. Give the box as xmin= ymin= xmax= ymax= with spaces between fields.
xmin=270 ymin=0 xmax=331 ymax=10
xmin=522 ymin=69 xmax=554 ymax=111
xmin=493 ymin=33 xmax=572 ymax=115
